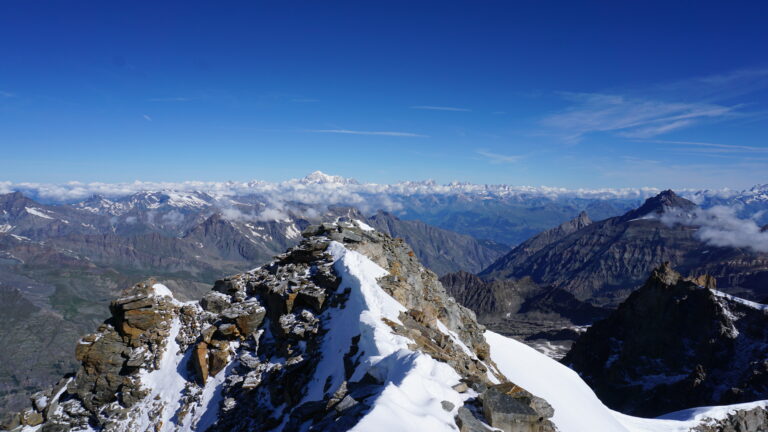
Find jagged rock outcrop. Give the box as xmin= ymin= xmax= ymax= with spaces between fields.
xmin=6 ymin=220 xmax=556 ymax=432
xmin=1 ymin=280 xmax=181 ymax=430
xmin=564 ymin=263 xmax=768 ymax=417
xmin=693 ymin=406 xmax=768 ymax=432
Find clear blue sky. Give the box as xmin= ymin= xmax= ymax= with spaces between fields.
xmin=1 ymin=1 xmax=767 ymax=189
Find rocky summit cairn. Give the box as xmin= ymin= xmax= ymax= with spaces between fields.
xmin=6 ymin=219 xmax=556 ymax=432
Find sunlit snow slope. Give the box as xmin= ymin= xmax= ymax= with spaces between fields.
xmin=486 ymin=330 xmax=768 ymax=432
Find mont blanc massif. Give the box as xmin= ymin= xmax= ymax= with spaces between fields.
xmin=2 ymin=172 xmax=768 ymax=432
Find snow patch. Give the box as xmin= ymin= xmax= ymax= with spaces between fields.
xmin=711 ymin=289 xmax=768 ymax=312
xmin=130 ymin=318 xmax=188 ymax=431
xmin=486 ymin=330 xmax=768 ymax=432
xmin=354 ymin=219 xmax=375 ymax=231
xmin=486 ymin=330 xmax=630 ymax=432
xmin=151 ymin=283 xmax=174 ymax=299
xmin=284 ymin=223 xmax=301 ymax=239
xmin=25 ymin=207 xmax=54 ymax=219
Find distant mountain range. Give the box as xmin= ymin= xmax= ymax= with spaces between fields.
xmin=480 ymin=190 xmax=768 ymax=305
xmin=5 ymin=172 xmax=768 ymax=245
xmin=441 ymin=189 xmax=768 ymax=359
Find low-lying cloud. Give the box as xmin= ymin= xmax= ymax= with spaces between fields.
xmin=1 ymin=176 xmax=675 ymax=205
xmin=660 ymin=206 xmax=768 ymax=253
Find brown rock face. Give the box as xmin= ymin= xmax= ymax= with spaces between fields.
xmin=347 ymin=231 xmax=498 ymax=371
xmin=69 ymin=280 xmax=177 ymax=413
xmin=193 ymin=341 xmax=210 ymax=385
xmin=208 ymin=342 xmax=230 ymax=377
xmin=20 ymin=408 xmax=44 ymax=426
xmin=564 ymin=264 xmax=768 ymax=416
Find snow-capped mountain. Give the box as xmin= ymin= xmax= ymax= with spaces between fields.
xmin=5 ymin=172 xmax=767 ymax=245
xmin=75 ymin=192 xmax=216 ymax=216
xmin=296 ymin=170 xmax=360 ymax=185
xmin=8 ymin=222 xmax=767 ymax=431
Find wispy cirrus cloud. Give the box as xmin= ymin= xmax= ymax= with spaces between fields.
xmin=410 ymin=105 xmax=471 ymax=112
xmin=307 ymin=129 xmax=428 ymax=137
xmin=476 ymin=150 xmax=523 ymax=164
xmin=638 ymin=139 xmax=768 ymax=154
xmin=0 ymin=91 xmax=14 ymax=98
xmin=541 ymin=92 xmax=736 ymax=140
xmin=143 ymin=114 xmax=153 ymax=121
xmin=147 ymin=97 xmax=193 ymax=102
xmin=655 ymin=67 xmax=768 ymax=102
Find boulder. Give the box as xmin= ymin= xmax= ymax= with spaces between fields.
xmin=455 ymin=406 xmax=493 ymax=432
xmin=209 ymin=344 xmax=230 ymax=377
xmin=20 ymin=408 xmax=44 ymax=426
xmin=294 ymin=286 xmax=326 ymax=311
xmin=693 ymin=406 xmax=768 ymax=432
xmin=301 ymin=225 xmax=324 ymax=238
xmin=480 ymin=383 xmax=556 ymax=432
xmin=201 ymin=291 xmax=232 ymax=314
xmin=193 ymin=342 xmax=210 ymax=385
xmin=220 ymin=302 xmax=267 ymax=335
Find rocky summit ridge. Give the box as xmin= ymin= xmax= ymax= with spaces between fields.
xmin=5 ymin=220 xmax=557 ymax=432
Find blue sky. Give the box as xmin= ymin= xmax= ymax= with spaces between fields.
xmin=1 ymin=1 xmax=767 ymax=189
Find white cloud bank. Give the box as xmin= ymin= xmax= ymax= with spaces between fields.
xmin=661 ymin=206 xmax=768 ymax=253
xmin=0 ymin=175 xmax=670 ymax=205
